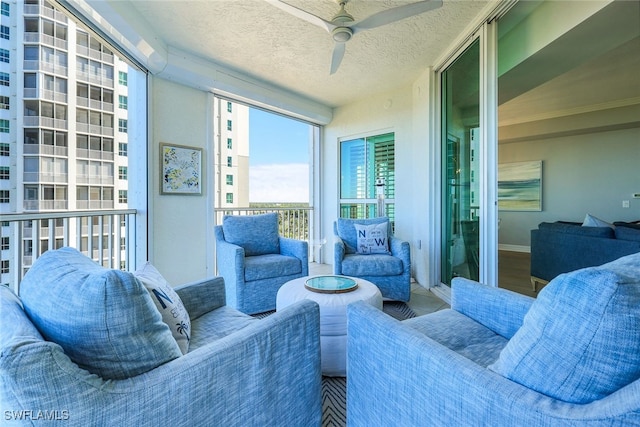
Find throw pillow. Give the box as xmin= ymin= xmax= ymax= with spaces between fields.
xmin=135 ymin=262 xmax=191 ymax=354
xmin=222 ymin=212 xmax=280 ymax=256
xmin=489 ymin=253 xmax=640 ymax=404
xmin=582 ymin=213 xmax=614 ymax=229
xmin=354 ymin=222 xmax=390 ymax=254
xmin=19 ymin=247 xmax=182 ymax=380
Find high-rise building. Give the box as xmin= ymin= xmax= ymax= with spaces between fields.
xmin=214 ymin=97 xmax=249 ymax=209
xmin=0 ymin=0 xmax=131 ymax=284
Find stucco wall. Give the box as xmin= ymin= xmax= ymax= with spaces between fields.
xmin=148 ymin=78 xmax=213 ymax=285
xmin=498 ymin=126 xmax=640 ymax=248
xmin=321 ymin=83 xmax=436 ymax=287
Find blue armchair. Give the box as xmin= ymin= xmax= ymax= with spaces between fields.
xmin=1 ymin=247 xmax=322 ymax=426
xmin=215 ymin=212 xmax=308 ymax=314
xmin=333 ymin=217 xmax=410 ymax=301
xmin=347 ymin=252 xmax=640 ymax=426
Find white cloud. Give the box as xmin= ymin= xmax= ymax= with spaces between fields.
xmin=250 ymin=163 xmax=309 ymax=203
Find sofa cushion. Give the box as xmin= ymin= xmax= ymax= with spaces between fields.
xmin=354 ymin=221 xmax=390 ymax=254
xmin=135 ymin=262 xmax=191 ymax=354
xmin=244 ymin=254 xmax=302 ymax=282
xmin=188 ymin=306 xmax=258 ymax=351
xmin=222 ymin=213 xmax=280 ymax=256
xmin=538 ymin=221 xmax=614 ymax=239
xmin=20 ymin=247 xmax=182 ymax=380
xmin=489 ymin=252 xmax=640 ymax=404
xmin=336 ymin=217 xmax=390 ymax=254
xmin=404 ymin=309 xmax=508 ymax=367
xmin=341 ymin=253 xmax=403 ymax=277
xmin=615 ymin=224 xmax=640 ymax=242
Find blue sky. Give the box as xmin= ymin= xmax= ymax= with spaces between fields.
xmin=248 ymin=108 xmax=311 ymax=203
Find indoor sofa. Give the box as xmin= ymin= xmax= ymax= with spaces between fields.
xmin=347 ymin=252 xmax=640 ymax=426
xmin=530 ymin=220 xmax=640 ymax=288
xmin=1 ymin=247 xmax=322 ymax=426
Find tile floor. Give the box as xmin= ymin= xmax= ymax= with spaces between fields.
xmin=308 ymin=263 xmax=449 ymax=316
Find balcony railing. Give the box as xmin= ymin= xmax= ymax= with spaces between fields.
xmin=1 ymin=209 xmax=136 ymax=293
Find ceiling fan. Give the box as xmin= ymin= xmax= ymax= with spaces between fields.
xmin=263 ymin=0 xmax=443 ymax=74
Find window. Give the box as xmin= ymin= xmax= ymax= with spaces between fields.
xmin=119 ymin=166 xmax=127 ymax=180
xmin=119 ymin=95 xmax=127 ymax=109
xmin=0 ymin=26 xmax=7 ymax=40
xmin=1 ymin=236 xmax=8 ymax=250
xmin=0 ymin=48 xmax=9 ymax=63
xmin=119 ymin=142 xmax=127 ymax=156
xmin=227 ymin=138 xmax=233 ymax=149
xmin=226 ymin=193 xmax=233 ymax=203
xmin=0 ymin=72 xmax=8 ymax=86
xmin=339 ymin=132 xmax=395 ymax=220
xmin=0 ymin=143 xmax=8 ymax=156
xmin=0 ymin=119 xmax=8 ymax=133
xmin=1 ymin=2 xmax=8 ymax=17
xmin=227 ymin=120 xmax=232 ymax=131
xmin=1 ymin=260 xmax=8 ymax=274
xmin=226 ymin=174 xmax=233 ymax=185
xmin=118 ymin=119 xmax=127 ymax=133
xmin=118 ymin=71 xmax=127 ymax=86
xmin=0 ymin=95 xmax=7 ymax=109
xmin=227 ymin=156 xmax=232 ymax=167
xmin=118 ymin=190 xmax=127 ymax=203
xmin=227 ymin=102 xmax=232 ymax=113
xmin=0 ymin=190 xmax=8 ymax=203
xmin=0 ymin=166 xmax=8 ymax=179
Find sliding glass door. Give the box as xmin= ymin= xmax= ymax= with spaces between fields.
xmin=441 ymin=39 xmax=481 ymax=286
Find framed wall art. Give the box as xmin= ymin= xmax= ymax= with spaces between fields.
xmin=498 ymin=160 xmax=542 ymax=211
xmin=160 ymin=143 xmax=202 ymax=195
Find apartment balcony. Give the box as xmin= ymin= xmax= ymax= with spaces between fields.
xmin=22 ymin=172 xmax=68 ymax=184
xmin=75 ymin=96 xmax=116 ymax=112
xmin=23 ymin=87 xmax=68 ymax=104
xmin=23 ymin=60 xmax=68 ymax=76
xmin=75 ymin=122 xmax=114 ymax=136
xmin=76 ymin=148 xmax=115 ymax=161
xmin=76 ymin=70 xmax=115 ymax=89
xmin=23 ymin=116 xmax=68 ymax=130
xmin=1 ymin=209 xmax=135 ymax=289
xmin=23 ymin=32 xmax=68 ymax=50
xmin=75 ymin=174 xmax=114 ymax=185
xmin=76 ymin=45 xmax=115 ymax=64
xmin=23 ymin=4 xmax=68 ymax=22
xmin=23 ymin=144 xmax=68 ymax=157
xmin=2 ymin=207 xmax=313 ymax=291
xmin=23 ymin=200 xmax=68 ymax=211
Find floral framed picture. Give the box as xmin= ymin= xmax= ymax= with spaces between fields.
xmin=160 ymin=143 xmax=203 ymax=195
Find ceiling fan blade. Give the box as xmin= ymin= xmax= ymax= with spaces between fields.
xmin=263 ymin=0 xmax=336 ymax=34
xmin=330 ymin=42 xmax=346 ymax=75
xmin=353 ymin=0 xmax=443 ymax=32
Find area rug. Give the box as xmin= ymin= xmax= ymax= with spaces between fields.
xmin=256 ymin=302 xmax=416 ymax=427
xmin=320 ymin=301 xmax=416 ymax=427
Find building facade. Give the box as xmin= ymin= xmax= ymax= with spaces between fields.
xmin=0 ymin=0 xmax=131 ymax=285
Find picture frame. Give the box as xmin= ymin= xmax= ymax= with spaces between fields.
xmin=160 ymin=143 xmax=203 ymax=195
xmin=498 ymin=160 xmax=542 ymax=211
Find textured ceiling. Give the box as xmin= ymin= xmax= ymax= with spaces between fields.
xmin=126 ymin=0 xmax=491 ymax=107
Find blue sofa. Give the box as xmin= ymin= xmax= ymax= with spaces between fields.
xmin=215 ymin=212 xmax=308 ymax=314
xmin=333 ymin=217 xmax=411 ymax=301
xmin=531 ymin=221 xmax=640 ymax=287
xmin=1 ymin=247 xmax=322 ymax=426
xmin=347 ymin=252 xmax=640 ymax=426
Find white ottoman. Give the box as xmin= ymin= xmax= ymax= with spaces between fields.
xmin=276 ymin=276 xmax=383 ymax=377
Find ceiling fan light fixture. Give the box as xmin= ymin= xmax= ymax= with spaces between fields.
xmin=332 ymin=26 xmax=353 ymax=42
